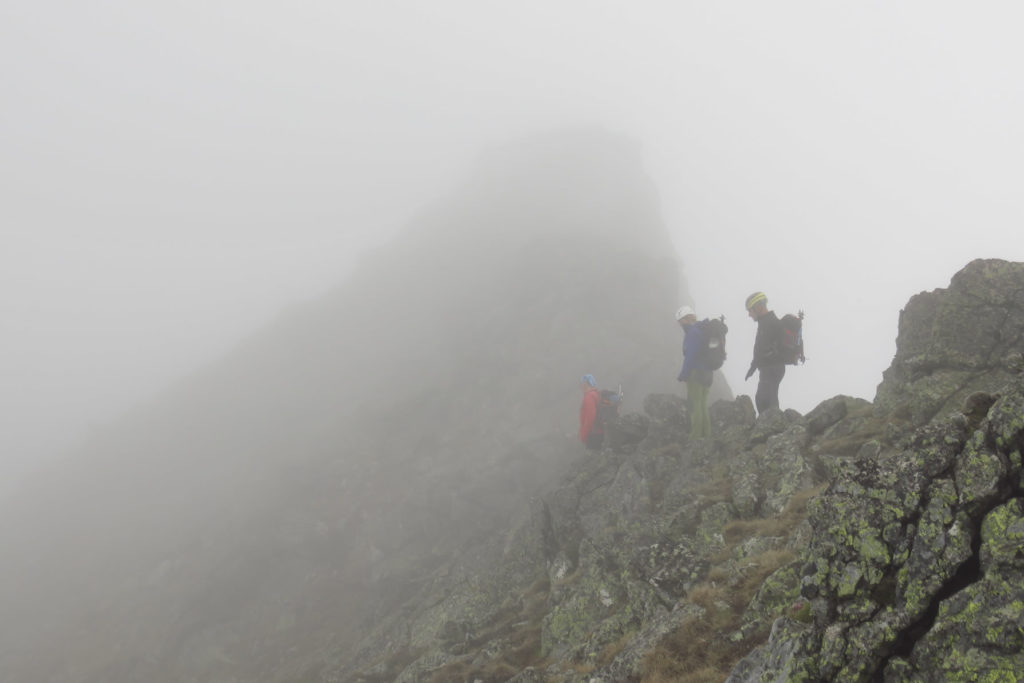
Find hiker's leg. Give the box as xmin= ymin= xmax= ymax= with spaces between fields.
xmin=756 ymin=365 xmax=785 ymax=413
xmin=698 ymin=384 xmax=711 ymax=437
xmin=688 ymin=380 xmax=709 ymax=438
xmin=687 ymin=380 xmax=703 ymax=438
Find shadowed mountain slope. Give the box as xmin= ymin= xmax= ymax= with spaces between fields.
xmin=0 ymin=130 xmax=711 ymax=683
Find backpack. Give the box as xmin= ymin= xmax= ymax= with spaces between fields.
xmin=597 ymin=387 xmax=622 ymax=426
xmin=779 ymin=311 xmax=805 ymax=365
xmin=697 ymin=317 xmax=729 ymax=371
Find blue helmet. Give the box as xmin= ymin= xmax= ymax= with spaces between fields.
xmin=581 ymin=374 xmax=597 ymax=387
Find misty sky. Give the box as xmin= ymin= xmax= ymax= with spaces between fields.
xmin=4 ymin=2 xmax=1024 ymax=491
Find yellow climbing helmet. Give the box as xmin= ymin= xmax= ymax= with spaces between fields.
xmin=745 ymin=291 xmax=767 ymax=310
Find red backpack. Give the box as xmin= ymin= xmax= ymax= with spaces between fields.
xmin=779 ymin=311 xmax=805 ymax=365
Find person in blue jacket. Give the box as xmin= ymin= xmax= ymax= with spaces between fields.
xmin=676 ymin=306 xmax=713 ymax=439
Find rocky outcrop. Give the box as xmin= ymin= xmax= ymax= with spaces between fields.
xmin=729 ymin=378 xmax=1024 ymax=682
xmin=876 ymin=258 xmax=1024 ymax=424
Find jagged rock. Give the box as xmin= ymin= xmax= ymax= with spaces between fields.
xmin=805 ymin=394 xmax=869 ymax=435
xmin=760 ymin=424 xmax=814 ymax=515
xmin=695 ymin=501 xmax=735 ymax=556
xmin=890 ymin=499 xmax=1024 ymax=679
xmin=629 ymin=538 xmax=705 ymax=601
xmin=725 ymin=617 xmax=816 ymax=683
xmin=730 ymin=447 xmax=763 ymax=519
xmin=876 ymin=258 xmax=1024 ymax=424
xmin=604 ymin=412 xmax=649 ymax=453
xmin=711 ymin=395 xmax=757 ymax=433
xmin=732 ymin=560 xmax=802 ymax=641
xmin=540 ymin=539 xmax=662 ymax=661
xmin=643 ymin=393 xmax=687 ymax=422
xmin=748 ymin=407 xmax=799 ymax=445
xmin=638 ymin=394 xmax=689 ymax=451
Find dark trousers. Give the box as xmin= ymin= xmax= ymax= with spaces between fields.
xmin=585 ymin=432 xmax=604 ymax=451
xmin=755 ymin=364 xmax=786 ymax=414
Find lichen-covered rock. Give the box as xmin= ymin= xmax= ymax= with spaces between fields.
xmin=712 ymin=395 xmax=761 ymax=432
xmin=733 ymin=559 xmax=802 ymax=641
xmin=748 ymin=408 xmax=798 ymax=445
xmin=730 ymin=447 xmax=764 ymax=518
xmin=540 ymin=539 xmax=663 ymax=661
xmin=727 ymin=371 xmax=1024 ymax=682
xmin=695 ymin=501 xmax=735 ymax=556
xmin=890 ymin=499 xmax=1024 ymax=680
xmin=726 ymin=616 xmax=818 ymax=683
xmin=760 ymin=424 xmax=814 ymax=515
xmin=629 ymin=537 xmax=705 ymax=601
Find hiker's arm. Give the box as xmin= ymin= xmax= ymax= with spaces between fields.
xmin=678 ymin=355 xmax=690 ymax=382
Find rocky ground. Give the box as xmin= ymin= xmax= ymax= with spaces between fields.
xmin=331 ymin=259 xmax=1024 ymax=682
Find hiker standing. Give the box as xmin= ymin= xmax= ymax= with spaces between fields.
xmin=744 ymin=291 xmax=786 ymax=414
xmin=579 ymin=374 xmax=604 ymax=451
xmin=676 ymin=306 xmax=715 ymax=439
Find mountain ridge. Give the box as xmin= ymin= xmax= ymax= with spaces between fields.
xmin=0 ymin=130 xmax=704 ymax=683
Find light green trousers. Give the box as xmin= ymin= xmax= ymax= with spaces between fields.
xmin=687 ymin=380 xmax=711 ymax=439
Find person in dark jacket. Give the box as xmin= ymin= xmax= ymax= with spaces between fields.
xmin=676 ymin=306 xmax=713 ymax=439
xmin=579 ymin=374 xmax=604 ymax=451
xmin=744 ymin=291 xmax=785 ymax=414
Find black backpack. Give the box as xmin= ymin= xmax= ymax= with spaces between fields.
xmin=697 ymin=317 xmax=728 ymax=370
xmin=597 ymin=387 xmax=622 ymax=426
xmin=779 ymin=311 xmax=805 ymax=365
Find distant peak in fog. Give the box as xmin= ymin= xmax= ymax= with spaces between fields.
xmin=405 ymin=128 xmax=670 ymax=258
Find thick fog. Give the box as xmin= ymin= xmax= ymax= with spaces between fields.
xmin=4 ymin=1 xmax=1024 ymax=492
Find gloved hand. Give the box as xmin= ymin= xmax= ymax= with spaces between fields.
xmin=744 ymin=365 xmax=756 ymax=381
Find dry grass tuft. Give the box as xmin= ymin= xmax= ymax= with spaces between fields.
xmin=424 ymin=576 xmax=550 ymax=683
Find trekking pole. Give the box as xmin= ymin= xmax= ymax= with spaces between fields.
xmin=798 ymin=310 xmax=806 ymax=364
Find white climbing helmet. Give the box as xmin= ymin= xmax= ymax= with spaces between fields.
xmin=675 ymin=305 xmax=695 ymax=321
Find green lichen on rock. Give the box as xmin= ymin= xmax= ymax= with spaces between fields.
xmin=734 ymin=560 xmax=802 ymax=640
xmin=955 ymin=434 xmax=1010 ymax=513
xmin=893 ymin=500 xmax=1024 ymax=680
xmin=896 ymin=478 xmax=973 ymax=619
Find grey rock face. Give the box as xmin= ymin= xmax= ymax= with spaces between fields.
xmin=875 ymin=258 xmax=1024 ymax=424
